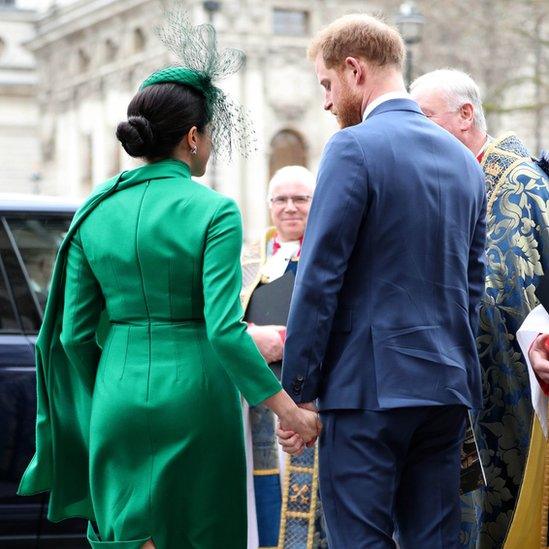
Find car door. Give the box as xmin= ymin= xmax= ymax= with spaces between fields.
xmin=0 ymin=217 xmax=42 ymax=548
xmin=0 ymin=213 xmax=88 ymax=548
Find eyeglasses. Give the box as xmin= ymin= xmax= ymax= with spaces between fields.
xmin=270 ymin=195 xmax=312 ymax=207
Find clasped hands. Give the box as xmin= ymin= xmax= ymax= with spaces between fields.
xmin=277 ymin=402 xmax=322 ymax=456
xmin=248 ymin=324 xmax=322 ymax=453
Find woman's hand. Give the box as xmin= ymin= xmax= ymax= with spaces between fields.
xmin=276 ymin=424 xmax=306 ymax=455
xmin=280 ymin=405 xmax=321 ymax=444
xmin=277 ymin=403 xmax=321 ymax=456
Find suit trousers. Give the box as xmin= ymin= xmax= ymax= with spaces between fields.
xmin=319 ymin=405 xmax=467 ymax=549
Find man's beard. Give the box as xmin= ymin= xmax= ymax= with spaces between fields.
xmin=336 ymin=85 xmax=363 ymax=128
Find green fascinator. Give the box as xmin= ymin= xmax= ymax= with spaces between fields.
xmin=141 ymin=11 xmax=254 ymax=159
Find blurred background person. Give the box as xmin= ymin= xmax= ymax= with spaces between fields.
xmin=241 ymin=165 xmax=327 ymax=548
xmin=411 ymin=68 xmax=549 ymax=549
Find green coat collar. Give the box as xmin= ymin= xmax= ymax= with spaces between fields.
xmin=122 ymin=158 xmax=191 ymax=186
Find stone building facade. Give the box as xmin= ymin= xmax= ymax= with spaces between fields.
xmin=5 ymin=0 xmax=547 ymax=237
xmin=23 ymin=0 xmax=369 ymax=238
xmin=0 ymin=1 xmax=40 ymax=194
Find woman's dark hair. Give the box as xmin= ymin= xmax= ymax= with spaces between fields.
xmin=116 ymin=82 xmax=209 ymax=160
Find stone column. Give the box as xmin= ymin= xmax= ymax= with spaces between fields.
xmin=240 ymin=50 xmax=269 ymax=241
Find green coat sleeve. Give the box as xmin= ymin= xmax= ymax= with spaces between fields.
xmin=202 ymin=198 xmax=282 ymax=406
xmin=59 ymin=230 xmax=102 ymax=439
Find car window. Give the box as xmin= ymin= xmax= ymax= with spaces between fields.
xmin=0 ymin=220 xmax=41 ymax=333
xmin=0 ymin=256 xmax=19 ymax=333
xmin=5 ymin=217 xmax=71 ymax=314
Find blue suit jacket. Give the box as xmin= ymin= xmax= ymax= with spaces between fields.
xmin=282 ymin=99 xmax=486 ymax=411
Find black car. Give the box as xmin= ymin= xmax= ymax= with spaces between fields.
xmin=0 ymin=194 xmax=87 ymax=548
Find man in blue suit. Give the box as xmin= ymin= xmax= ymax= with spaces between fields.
xmin=278 ymin=14 xmax=486 ymax=549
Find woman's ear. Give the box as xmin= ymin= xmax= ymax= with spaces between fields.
xmin=186 ymin=126 xmax=198 ymax=152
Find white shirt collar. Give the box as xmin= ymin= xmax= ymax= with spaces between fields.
xmin=276 ymin=240 xmax=300 ymax=250
xmin=362 ymin=91 xmax=411 ymax=121
xmin=475 ymin=134 xmax=493 ymax=159
xmin=261 ymin=239 xmax=300 ymax=282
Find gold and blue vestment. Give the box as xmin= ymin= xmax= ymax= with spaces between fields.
xmin=460 ymin=134 xmax=549 ymax=548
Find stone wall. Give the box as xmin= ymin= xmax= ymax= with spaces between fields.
xmin=0 ymin=6 xmax=40 ymax=193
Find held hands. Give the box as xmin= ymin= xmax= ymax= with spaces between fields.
xmin=263 ymin=392 xmax=321 ymax=456
xmin=277 ymin=402 xmax=322 ymax=456
xmin=247 ymin=324 xmax=285 ymax=363
xmin=529 ymin=333 xmax=549 ymax=384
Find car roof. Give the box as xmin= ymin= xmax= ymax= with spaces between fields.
xmin=0 ymin=193 xmax=80 ymax=214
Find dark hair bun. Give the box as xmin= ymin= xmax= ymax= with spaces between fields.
xmin=116 ymin=115 xmax=155 ymax=158
xmin=116 ymin=82 xmax=208 ymax=161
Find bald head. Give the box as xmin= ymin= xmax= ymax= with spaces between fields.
xmin=268 ymin=166 xmax=315 ymax=242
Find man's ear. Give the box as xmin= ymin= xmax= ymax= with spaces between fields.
xmin=459 ymin=103 xmax=475 ymax=130
xmin=345 ymin=56 xmax=364 ymax=85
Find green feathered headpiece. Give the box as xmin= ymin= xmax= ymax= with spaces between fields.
xmin=140 ymin=67 xmax=219 ymax=120
xmin=141 ymin=11 xmax=255 ymax=159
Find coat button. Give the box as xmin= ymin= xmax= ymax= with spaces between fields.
xmin=296 ymin=375 xmax=304 ymax=382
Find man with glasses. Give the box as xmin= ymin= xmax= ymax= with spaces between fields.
xmin=240 ymin=165 xmax=325 ymax=549
xmin=411 ymin=68 xmax=549 ymax=549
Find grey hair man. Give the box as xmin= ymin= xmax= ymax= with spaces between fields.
xmin=411 ymin=68 xmax=549 ymax=548
xmin=410 ymin=69 xmax=488 ymax=159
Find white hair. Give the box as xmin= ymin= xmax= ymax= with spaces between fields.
xmin=410 ymin=69 xmax=487 ymax=133
xmin=267 ymin=165 xmax=316 ymax=199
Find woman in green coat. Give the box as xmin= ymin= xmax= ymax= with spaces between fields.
xmin=17 ymin=67 xmax=320 ymax=549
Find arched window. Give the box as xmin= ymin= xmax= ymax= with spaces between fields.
xmin=133 ymin=27 xmax=146 ymax=53
xmin=269 ymin=129 xmax=308 ymax=179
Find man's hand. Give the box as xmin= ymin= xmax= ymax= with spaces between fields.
xmin=247 ymin=324 xmax=285 ymax=363
xmin=277 ymin=401 xmax=321 ymax=455
xmin=298 ymin=402 xmax=319 ymax=447
xmin=529 ymin=334 xmax=549 ymax=384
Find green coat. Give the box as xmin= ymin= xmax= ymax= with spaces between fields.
xmin=18 ymin=158 xmax=282 ymax=548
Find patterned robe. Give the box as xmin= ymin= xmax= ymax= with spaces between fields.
xmin=460 ymin=133 xmax=549 ymax=548
xmin=241 ymin=228 xmax=327 ymax=549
